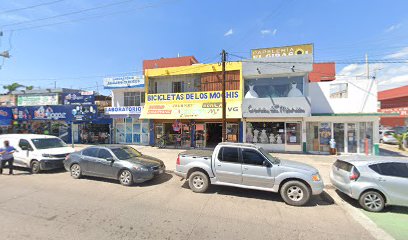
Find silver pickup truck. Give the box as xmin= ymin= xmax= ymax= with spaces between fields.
xmin=175 ymin=142 xmax=324 ymax=206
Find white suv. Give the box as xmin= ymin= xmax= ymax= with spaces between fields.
xmin=0 ymin=134 xmax=75 ymax=173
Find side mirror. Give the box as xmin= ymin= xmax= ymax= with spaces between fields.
xmin=106 ymin=157 xmax=114 ymax=162
xmin=20 ymin=145 xmax=29 ymax=151
xmin=263 ymin=160 xmax=271 ymax=167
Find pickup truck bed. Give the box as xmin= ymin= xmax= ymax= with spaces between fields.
xmin=179 ymin=150 xmax=213 ymax=158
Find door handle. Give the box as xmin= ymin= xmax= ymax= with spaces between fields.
xmin=243 ymin=167 xmax=248 ymax=170
xmin=217 ymin=164 xmax=221 ymax=166
xmin=378 ymin=177 xmax=386 ymax=182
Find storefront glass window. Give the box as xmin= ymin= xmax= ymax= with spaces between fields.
xmin=333 ymin=123 xmax=345 ymax=153
xmin=286 ymin=122 xmax=301 ymax=145
xmin=246 ymin=122 xmax=285 ymax=144
xmin=347 ymin=123 xmax=357 ymax=153
xmin=319 ymin=122 xmax=331 ymax=152
xmin=307 ymin=122 xmax=319 ymax=152
xmin=116 ymin=123 xmax=125 ymax=143
xmin=227 ymin=123 xmax=239 ymax=142
xmin=195 ymin=124 xmax=205 ymax=148
xmin=359 ymin=122 xmax=373 ymax=154
xmin=245 ymin=76 xmax=304 ymax=98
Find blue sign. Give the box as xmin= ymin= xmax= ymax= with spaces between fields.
xmin=103 ymin=76 xmax=144 ymax=89
xmin=0 ymin=107 xmax=12 ymax=126
xmin=11 ymin=105 xmax=98 ymax=123
xmin=62 ymin=91 xmax=95 ymax=105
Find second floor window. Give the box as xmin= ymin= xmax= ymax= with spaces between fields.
xmin=124 ymin=92 xmax=145 ymax=106
xmin=172 ymin=81 xmax=183 ymax=93
xmin=330 ymin=83 xmax=348 ymax=98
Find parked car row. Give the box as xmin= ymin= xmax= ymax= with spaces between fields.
xmin=1 ymin=134 xmax=407 ymax=212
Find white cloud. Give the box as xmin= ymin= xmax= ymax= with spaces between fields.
xmin=385 ymin=23 xmax=402 ymax=32
xmin=260 ymin=29 xmax=277 ymax=36
xmin=384 ymin=46 xmax=408 ymax=59
xmin=337 ymin=49 xmax=408 ymax=91
xmin=224 ymin=29 xmax=233 ymax=37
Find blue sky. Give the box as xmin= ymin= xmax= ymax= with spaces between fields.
xmin=0 ymin=0 xmax=408 ymax=95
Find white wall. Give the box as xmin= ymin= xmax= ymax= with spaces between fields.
xmin=309 ymin=77 xmax=378 ymax=114
xmin=111 ymin=88 xmax=145 ymax=107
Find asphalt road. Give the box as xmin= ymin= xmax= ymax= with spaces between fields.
xmin=0 ymin=167 xmax=373 ymax=240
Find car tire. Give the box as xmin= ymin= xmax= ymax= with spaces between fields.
xmin=30 ymin=160 xmax=40 ymax=174
xmin=280 ymin=180 xmax=311 ymax=206
xmin=379 ymin=139 xmax=384 ymax=143
xmin=70 ymin=164 xmax=82 ymax=179
xmin=188 ymin=171 xmax=209 ymax=193
xmin=359 ymin=191 xmax=385 ymax=212
xmin=119 ymin=169 xmax=133 ymax=186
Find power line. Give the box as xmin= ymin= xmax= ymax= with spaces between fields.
xmin=3 ymin=0 xmax=178 ymax=32
xmin=0 ymin=0 xmax=65 ymax=15
xmin=1 ymin=0 xmax=136 ymax=28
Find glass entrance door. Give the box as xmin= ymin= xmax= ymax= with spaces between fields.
xmin=347 ymin=123 xmax=357 ymax=153
xmin=285 ymin=122 xmax=301 ymax=151
xmin=333 ymin=123 xmax=345 ymax=153
xmin=307 ymin=122 xmax=319 ymax=152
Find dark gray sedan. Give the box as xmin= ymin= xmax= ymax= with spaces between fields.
xmin=64 ymin=145 xmax=165 ymax=186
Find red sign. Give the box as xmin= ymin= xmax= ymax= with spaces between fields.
xmin=379 ymin=107 xmax=408 ymax=116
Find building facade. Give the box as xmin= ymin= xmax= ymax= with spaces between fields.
xmin=104 ymin=75 xmax=149 ymax=145
xmin=241 ymin=44 xmax=380 ymax=154
xmin=140 ymin=61 xmax=243 ymax=148
xmin=378 ymin=85 xmax=408 ymax=128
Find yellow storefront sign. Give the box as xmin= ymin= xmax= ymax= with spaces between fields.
xmin=251 ymin=43 xmax=313 ymax=59
xmin=140 ymin=90 xmax=242 ymax=119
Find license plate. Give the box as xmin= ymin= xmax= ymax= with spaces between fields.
xmin=159 ymin=170 xmax=164 ymax=174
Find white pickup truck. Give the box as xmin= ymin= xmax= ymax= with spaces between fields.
xmin=175 ymin=142 xmax=324 ymax=206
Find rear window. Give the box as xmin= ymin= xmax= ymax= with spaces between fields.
xmin=334 ymin=160 xmax=354 ymax=172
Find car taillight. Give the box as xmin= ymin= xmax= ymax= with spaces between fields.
xmin=350 ymin=167 xmax=360 ymax=181
xmin=65 ymin=154 xmax=70 ymax=161
xmin=176 ymin=155 xmax=180 ymax=165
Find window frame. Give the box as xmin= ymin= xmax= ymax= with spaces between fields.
xmin=97 ymin=148 xmax=113 ymax=159
xmin=369 ymin=162 xmax=408 ymax=178
xmin=18 ymin=139 xmax=34 ymax=151
xmin=217 ymin=147 xmax=241 ymax=164
xmin=82 ymin=147 xmax=99 ymax=158
xmin=241 ymin=148 xmax=269 ymax=166
xmin=124 ymin=92 xmax=145 ymax=106
xmin=329 ymin=83 xmax=348 ymax=99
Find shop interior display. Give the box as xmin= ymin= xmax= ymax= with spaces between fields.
xmin=245 ymin=84 xmax=259 ymax=98
xmin=246 ymin=122 xmax=285 ymax=144
xmin=287 ymin=82 xmax=303 ymax=97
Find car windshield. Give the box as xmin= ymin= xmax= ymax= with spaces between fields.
xmin=384 ymin=131 xmax=395 ymax=135
xmin=259 ymin=147 xmax=279 ymax=163
xmin=31 ymin=138 xmax=67 ymax=149
xmin=111 ymin=147 xmax=142 ymax=160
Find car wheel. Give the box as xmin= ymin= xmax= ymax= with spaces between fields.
xmin=119 ymin=169 xmax=133 ymax=186
xmin=30 ymin=160 xmax=40 ymax=174
xmin=70 ymin=164 xmax=82 ymax=179
xmin=379 ymin=139 xmax=384 ymax=143
xmin=188 ymin=171 xmax=209 ymax=193
xmin=359 ymin=191 xmax=385 ymax=212
xmin=280 ymin=180 xmax=311 ymax=206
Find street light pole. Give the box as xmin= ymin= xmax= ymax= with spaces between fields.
xmin=221 ymin=50 xmax=227 ymax=142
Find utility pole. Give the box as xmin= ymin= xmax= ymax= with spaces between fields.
xmin=365 ymin=53 xmax=369 ymax=79
xmin=221 ymin=49 xmax=227 ymax=142
xmin=54 ymin=81 xmax=57 ymax=89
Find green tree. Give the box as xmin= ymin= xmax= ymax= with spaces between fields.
xmin=3 ymin=82 xmax=23 ymax=94
xmin=392 ymin=133 xmax=408 ymax=150
xmin=25 ymin=85 xmax=34 ymax=90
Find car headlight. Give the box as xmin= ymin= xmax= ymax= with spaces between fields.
xmin=42 ymin=154 xmax=52 ymax=158
xmin=133 ymin=166 xmax=149 ymax=172
xmin=312 ymin=173 xmax=321 ymax=182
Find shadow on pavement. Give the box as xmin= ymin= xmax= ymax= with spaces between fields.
xmin=77 ymin=172 xmax=173 ymax=187
xmin=335 ymin=189 xmax=408 ymax=214
xmin=379 ymin=147 xmax=407 ymax=157
xmin=181 ymin=181 xmax=334 ymax=207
